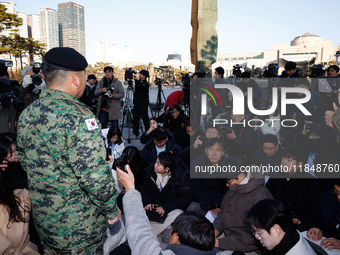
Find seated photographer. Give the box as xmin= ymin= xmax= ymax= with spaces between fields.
xmin=101 ymin=126 xmax=125 ymax=161
xmin=250 ymin=134 xmax=283 ymax=169
xmin=239 ymin=72 xmax=262 ymax=114
xmin=117 ymin=166 xmax=216 ymax=255
xmin=293 ymin=78 xmax=326 ymax=132
xmin=141 ymin=127 xmax=182 ymax=166
xmin=18 ymin=65 xmax=46 ymax=108
xmin=253 ymin=101 xmax=281 ymax=143
xmin=188 ymin=138 xmax=229 ymax=216
xmin=327 ymin=65 xmax=340 ymax=77
xmin=140 ymin=151 xmax=192 ymax=240
xmin=94 ymin=66 xmax=124 ymax=128
xmin=176 ymin=119 xmax=204 ymax=150
xmin=224 ymin=113 xmax=258 ymax=161
xmin=266 ymin=146 xmax=323 ymax=231
xmin=133 ymin=70 xmax=150 ymax=138
xmin=247 ymin=199 xmax=316 ymax=255
xmin=214 ymin=165 xmax=273 ymax=253
xmin=306 ymin=179 xmax=340 ymax=251
xmin=158 ymin=104 xmax=188 ymax=139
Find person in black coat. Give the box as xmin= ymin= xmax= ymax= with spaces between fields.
xmin=307 ymin=179 xmax=340 ymax=249
xmin=175 ymin=119 xmax=204 ymax=149
xmin=132 ymin=70 xmax=150 ymax=137
xmin=266 ymin=146 xmax=323 ymax=231
xmin=140 ymin=127 xmax=182 ymax=166
xmin=251 ymin=134 xmax=283 ymax=169
xmin=158 ymin=104 xmax=188 ymax=139
xmin=140 ymin=151 xmax=192 ymax=237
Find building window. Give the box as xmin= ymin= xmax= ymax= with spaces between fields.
xmin=239 ymin=57 xmax=244 ymax=60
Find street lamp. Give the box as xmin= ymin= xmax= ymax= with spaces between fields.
xmin=335 ymin=51 xmax=340 ymax=66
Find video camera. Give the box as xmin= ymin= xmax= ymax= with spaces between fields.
xmin=310 ymin=64 xmax=327 ymax=78
xmin=263 ymin=64 xmax=279 ymax=88
xmin=124 ymin=68 xmax=136 ymax=90
xmin=31 ymin=62 xmax=43 ymax=86
xmin=232 ymin=64 xmax=245 ymax=78
xmin=0 ymin=60 xmax=24 ymax=112
xmin=315 ymin=76 xmax=340 ymax=111
xmin=195 ymin=69 xmax=209 ymax=78
xmin=181 ymin=72 xmax=192 ymax=106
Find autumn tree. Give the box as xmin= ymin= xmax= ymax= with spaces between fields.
xmin=0 ymin=4 xmax=22 ymax=33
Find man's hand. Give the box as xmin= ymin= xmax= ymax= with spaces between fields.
xmin=211 ymin=208 xmax=220 ymax=216
xmin=194 ymin=136 xmax=203 ymax=149
xmin=144 ymin=204 xmax=154 ymax=210
xmin=215 ymin=238 xmax=219 ymax=248
xmin=307 ymin=227 xmax=323 ymax=242
xmin=117 ymin=165 xmax=135 ymax=192
xmin=214 ymin=229 xmax=219 ymax=238
xmin=226 ymin=129 xmax=237 ymax=140
xmin=302 ymin=121 xmax=312 ymax=136
xmin=107 ymin=155 xmax=113 ymax=164
xmin=243 ymin=92 xmax=247 ymax=97
xmin=155 ymin=206 xmax=165 ymax=217
xmin=102 ymin=87 xmax=108 ymax=93
xmin=292 ymin=218 xmax=300 ymax=225
xmin=108 ymin=208 xmax=121 ymax=225
xmin=321 ymin=237 xmax=340 ymax=250
xmin=22 ymin=75 xmax=33 ymax=88
xmin=0 ymin=160 xmax=8 ymax=171
xmin=325 ymin=99 xmax=339 ymax=129
xmin=293 ymin=113 xmax=297 ymax=120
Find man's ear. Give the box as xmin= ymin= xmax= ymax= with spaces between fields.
xmin=71 ymin=72 xmax=79 ymax=87
xmin=272 ymin=224 xmax=283 ymax=236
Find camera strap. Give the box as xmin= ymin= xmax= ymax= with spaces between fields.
xmin=26 ymin=92 xmax=31 ymax=106
xmin=7 ymin=114 xmax=12 ymax=132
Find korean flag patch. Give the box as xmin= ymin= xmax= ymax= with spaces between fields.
xmin=85 ymin=118 xmax=99 ymax=131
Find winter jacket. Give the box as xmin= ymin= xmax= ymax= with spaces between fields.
xmin=307 ymin=190 xmax=340 ymax=237
xmin=140 ymin=135 xmax=182 ymax=166
xmin=0 ymin=189 xmax=39 ymax=255
xmin=123 ymin=189 xmax=216 ymax=255
xmin=227 ymin=124 xmax=258 ymax=158
xmin=250 ymin=144 xmax=283 ymax=168
xmin=141 ymin=160 xmax=192 ymax=215
xmin=94 ymin=77 xmax=124 ymax=120
xmin=175 ymin=126 xmax=204 ymax=149
xmin=190 ymin=155 xmax=229 ymax=208
xmin=140 ymin=130 xmax=175 ymax=144
xmin=213 ymin=173 xmax=273 ymax=252
xmin=285 ymin=233 xmax=316 ymax=255
xmin=133 ymin=79 xmax=149 ymax=106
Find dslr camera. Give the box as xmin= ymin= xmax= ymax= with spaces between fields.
xmin=31 ymin=62 xmax=43 ymax=86
xmin=112 ymin=153 xmax=128 ymax=172
xmin=104 ymin=84 xmax=116 ymax=99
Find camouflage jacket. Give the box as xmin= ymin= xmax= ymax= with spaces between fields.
xmin=16 ymin=88 xmax=118 ymax=249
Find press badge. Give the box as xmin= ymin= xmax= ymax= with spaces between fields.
xmin=85 ymin=118 xmax=99 ymax=131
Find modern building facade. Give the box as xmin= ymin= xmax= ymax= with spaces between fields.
xmin=58 ymin=2 xmax=85 ymax=57
xmin=167 ymin=53 xmax=182 ymax=62
xmin=28 ymin=14 xmax=40 ymax=41
xmin=95 ymin=39 xmax=133 ymax=65
xmin=0 ymin=2 xmax=16 ymax=37
xmin=40 ymin=7 xmax=59 ymax=51
xmin=17 ymin=12 xmax=28 ymax=38
xmin=213 ymin=33 xmax=340 ymax=76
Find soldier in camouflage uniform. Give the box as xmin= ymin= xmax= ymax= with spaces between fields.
xmin=16 ymin=47 xmax=119 ymax=254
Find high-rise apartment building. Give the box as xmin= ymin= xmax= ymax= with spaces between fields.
xmin=40 ymin=7 xmax=59 ymax=51
xmin=0 ymin=2 xmax=16 ymax=37
xmin=28 ymin=14 xmax=40 ymax=41
xmin=17 ymin=12 xmax=28 ymax=38
xmin=58 ymin=2 xmax=85 ymax=57
xmin=95 ymin=39 xmax=133 ymax=65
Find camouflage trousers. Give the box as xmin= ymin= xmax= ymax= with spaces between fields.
xmin=42 ymin=240 xmax=103 ymax=255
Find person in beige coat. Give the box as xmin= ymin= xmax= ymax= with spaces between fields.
xmin=0 ymin=169 xmax=39 ymax=255
xmin=94 ymin=66 xmax=124 ymax=128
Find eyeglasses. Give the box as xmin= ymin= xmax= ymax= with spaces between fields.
xmin=251 ymin=228 xmax=265 ymax=238
xmin=154 ymin=140 xmax=166 ymax=146
xmin=332 ymin=188 xmax=340 ymax=197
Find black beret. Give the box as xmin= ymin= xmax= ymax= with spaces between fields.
xmin=43 ymin=47 xmax=88 ymax=71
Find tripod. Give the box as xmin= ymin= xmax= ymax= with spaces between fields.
xmin=152 ymin=78 xmax=168 ymax=120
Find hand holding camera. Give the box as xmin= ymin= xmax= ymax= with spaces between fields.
xmin=117 ymin=163 xmax=135 ymax=192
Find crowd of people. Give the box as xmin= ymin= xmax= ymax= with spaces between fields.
xmin=0 ymin=47 xmax=340 ymax=255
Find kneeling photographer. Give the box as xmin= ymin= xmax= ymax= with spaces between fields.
xmin=18 ymin=63 xmax=46 ymax=107
xmin=158 ymin=104 xmax=187 ymax=139
xmin=132 ymin=70 xmax=150 ymax=138
xmin=0 ymin=60 xmax=25 ymax=133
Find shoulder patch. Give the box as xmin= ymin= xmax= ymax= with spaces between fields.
xmin=69 ymin=101 xmax=93 ymax=115
xmin=85 ymin=118 xmax=99 ymax=131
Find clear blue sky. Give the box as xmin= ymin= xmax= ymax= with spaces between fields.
xmin=12 ymin=0 xmax=340 ymax=65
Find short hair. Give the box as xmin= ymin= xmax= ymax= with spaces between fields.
xmin=158 ymin=151 xmax=176 ymax=174
xmin=173 ymin=104 xmax=181 ymax=112
xmin=139 ymin=70 xmax=149 ymax=78
xmin=205 ymin=125 xmax=220 ymax=135
xmin=21 ymin=66 xmax=33 ymax=77
xmin=285 ymin=61 xmax=296 ymax=71
xmin=41 ymin=63 xmax=73 ymax=86
xmin=87 ymin=74 xmax=96 ymax=80
xmin=294 ymin=78 xmax=310 ymax=88
xmin=215 ymin=67 xmax=224 ymax=76
xmin=0 ymin=132 xmax=17 ymax=158
xmin=104 ymin=66 xmax=114 ymax=73
xmin=107 ymin=126 xmax=123 ymax=145
xmin=205 ymin=137 xmax=225 ymax=151
xmin=283 ymin=146 xmax=307 ymax=165
xmin=262 ymin=134 xmax=278 ymax=146
xmin=241 ymin=72 xmax=251 ymax=78
xmin=247 ymin=199 xmax=293 ymax=233
xmin=328 ymin=65 xmax=339 ymax=73
xmin=172 ymin=211 xmax=215 ymax=251
xmin=334 ymin=179 xmax=340 ymax=187
xmin=153 ymin=127 xmax=168 ymax=141
xmin=123 ymin=146 xmax=143 ymax=174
